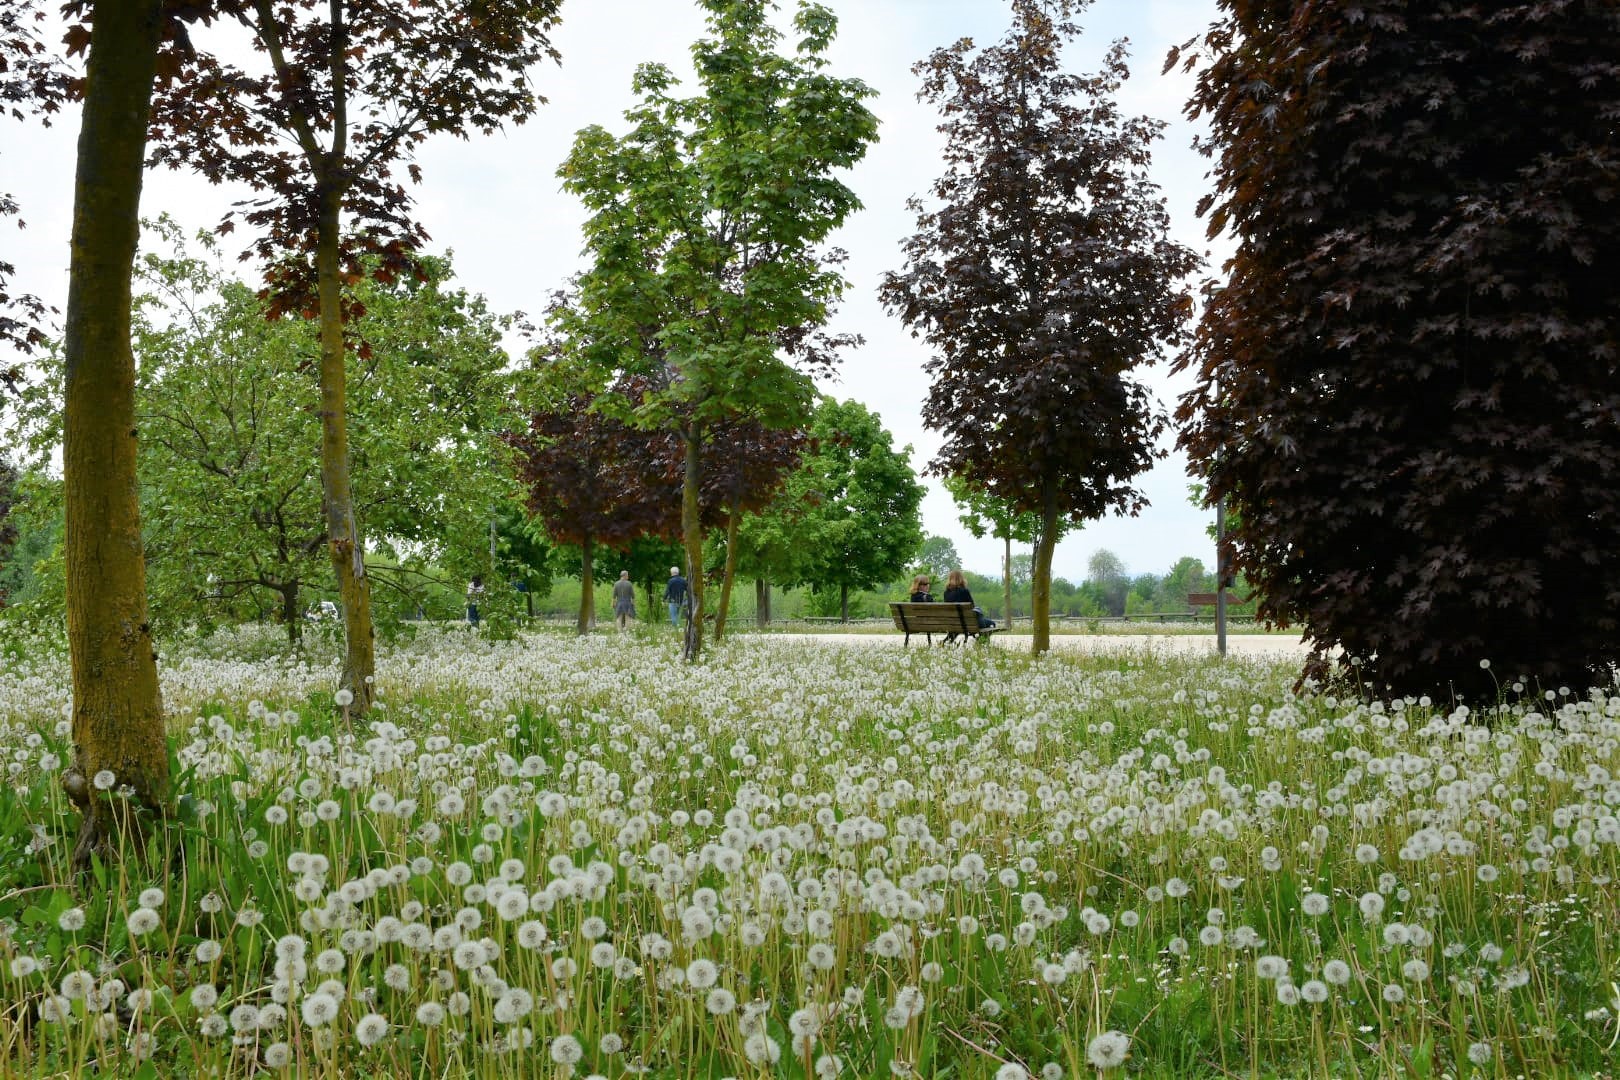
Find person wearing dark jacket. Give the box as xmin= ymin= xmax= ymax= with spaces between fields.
xmin=909 ymin=574 xmax=933 ymax=603
xmin=663 ymin=567 xmax=690 ymax=627
xmin=942 ymin=569 xmax=996 ymax=639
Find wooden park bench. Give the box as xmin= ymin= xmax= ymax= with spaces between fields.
xmin=888 ymin=602 xmax=1004 ymax=646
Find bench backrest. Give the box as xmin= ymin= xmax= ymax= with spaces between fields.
xmin=889 ymin=602 xmax=980 ymax=634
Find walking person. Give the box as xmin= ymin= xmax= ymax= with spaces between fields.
xmin=466 ymin=575 xmax=485 ymax=627
xmin=664 ymin=566 xmax=689 ymax=627
xmin=612 ymin=570 xmax=637 ymax=632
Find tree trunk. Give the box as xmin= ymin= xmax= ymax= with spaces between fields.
xmin=524 ymin=585 xmax=534 ymax=619
xmin=60 ymin=0 xmax=170 ymax=868
xmin=840 ymin=583 xmax=849 ymax=624
xmin=714 ymin=497 xmax=742 ymax=641
xmin=577 ymin=535 xmax=594 ymax=636
xmin=755 ymin=578 xmax=770 ymax=628
xmin=680 ymin=428 xmax=706 ymax=661
xmin=1003 ymin=533 xmax=1013 ymax=627
xmin=314 ymin=187 xmax=376 ymax=710
xmin=1031 ymin=497 xmax=1060 ymax=655
xmin=282 ymin=582 xmax=302 ymax=646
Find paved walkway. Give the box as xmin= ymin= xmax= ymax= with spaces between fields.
xmin=777 ymin=631 xmax=1314 ymax=658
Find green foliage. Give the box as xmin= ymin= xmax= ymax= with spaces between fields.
xmin=4 ymin=222 xmax=516 ymax=642
xmin=559 ymin=0 xmax=878 ymax=433
xmin=743 ymin=397 xmax=925 ymax=603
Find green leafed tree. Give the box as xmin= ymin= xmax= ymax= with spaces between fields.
xmin=1173 ymin=0 xmax=1620 ymax=696
xmin=882 ymin=0 xmax=1199 ymax=655
xmin=9 ymin=224 xmax=518 ymax=644
xmin=778 ymin=397 xmax=925 ymax=622
xmin=914 ymin=535 xmax=962 ymax=587
xmin=558 ymin=0 xmax=878 ymax=659
xmin=0 ymin=453 xmax=17 ymax=605
xmin=148 ymin=0 xmax=563 ymax=709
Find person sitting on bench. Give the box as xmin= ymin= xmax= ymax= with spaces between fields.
xmin=941 ymin=569 xmax=995 ymax=641
xmin=909 ymin=574 xmax=934 ymax=603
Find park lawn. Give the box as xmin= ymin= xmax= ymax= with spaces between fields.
xmin=0 ymin=625 xmax=1615 ymax=1079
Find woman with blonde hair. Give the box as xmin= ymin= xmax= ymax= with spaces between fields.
xmin=909 ymin=574 xmax=933 ymax=603
xmin=942 ymin=569 xmax=995 ymax=637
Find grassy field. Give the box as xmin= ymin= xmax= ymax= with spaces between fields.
xmin=0 ymin=624 xmax=1615 ymax=1078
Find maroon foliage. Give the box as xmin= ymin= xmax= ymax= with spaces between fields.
xmin=506 ymin=393 xmax=672 ymax=555
xmin=881 ymin=0 xmax=1198 ymax=651
xmin=0 ymin=0 xmax=68 ymax=366
xmin=1174 ymin=0 xmax=1620 ymax=697
xmin=146 ymin=0 xmax=562 ymax=313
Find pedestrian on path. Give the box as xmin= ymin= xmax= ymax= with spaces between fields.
xmin=663 ymin=566 xmax=689 ymax=627
xmin=612 ymin=571 xmax=637 ymax=632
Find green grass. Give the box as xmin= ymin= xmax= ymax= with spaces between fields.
xmin=0 ymin=624 xmax=1614 ymax=1078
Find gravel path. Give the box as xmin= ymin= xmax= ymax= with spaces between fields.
xmin=775 ymin=631 xmax=1315 ymax=657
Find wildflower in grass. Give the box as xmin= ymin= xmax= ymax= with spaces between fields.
xmin=744 ymin=1031 xmax=782 ymax=1065
xmin=550 ymin=1034 xmax=584 ymax=1066
xmin=1358 ymin=892 xmax=1385 ymax=920
xmin=1256 ymin=955 xmax=1288 ymax=980
xmin=1402 ymin=958 xmax=1431 ymax=981
xmin=1301 ymin=892 xmax=1330 ymax=916
xmin=415 ymin=1001 xmax=446 ymax=1026
xmin=816 ymin=1053 xmax=842 ymax=1078
xmin=1468 ymin=1041 xmax=1493 ymax=1066
xmin=301 ymin=992 xmax=339 ymax=1027
xmin=995 ymin=1065 xmax=1028 ymax=1080
xmin=264 ymin=1043 xmax=292 ymax=1069
xmin=93 ymin=769 xmax=116 ymax=790
xmin=229 ymin=1004 xmax=260 ymax=1032
xmin=1301 ymin=979 xmax=1330 ymax=1004
xmin=706 ymin=988 xmax=737 ymax=1015
xmin=127 ymin=907 xmax=161 ymax=936
xmin=1382 ymin=983 xmax=1407 ymax=1004
xmin=58 ymin=907 xmax=86 ymax=932
xmin=1086 ymin=1030 xmax=1129 ymax=1071
xmin=1199 ymin=925 xmax=1224 ymax=947
xmin=1323 ymin=960 xmax=1353 ymax=986
xmin=191 ymin=984 xmax=219 ymax=1009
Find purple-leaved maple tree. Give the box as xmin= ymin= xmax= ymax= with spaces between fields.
xmin=1172 ymin=0 xmax=1620 ymax=697
xmin=882 ymin=0 xmax=1198 ymax=654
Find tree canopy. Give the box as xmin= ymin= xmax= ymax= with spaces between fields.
xmin=559 ymin=0 xmax=878 ymax=658
xmin=882 ymin=0 xmax=1198 ymax=653
xmin=1173 ymin=0 xmax=1620 ymax=696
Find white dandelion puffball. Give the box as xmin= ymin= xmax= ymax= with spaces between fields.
xmin=1087 ymin=1030 xmax=1130 ymax=1071
xmin=354 ymin=1012 xmax=388 ymax=1048
xmin=549 ymin=1034 xmax=584 ymax=1066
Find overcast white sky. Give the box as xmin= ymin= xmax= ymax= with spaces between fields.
xmin=2 ymin=0 xmax=1227 ymax=584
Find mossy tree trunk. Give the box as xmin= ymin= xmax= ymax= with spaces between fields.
xmin=60 ymin=0 xmax=171 ymax=867
xmin=315 ymin=186 xmax=376 ymax=709
xmin=680 ymin=427 xmax=705 ymax=661
xmin=1031 ymin=493 xmax=1059 ymax=655
xmin=577 ymin=535 xmax=594 ymax=636
xmin=755 ymin=578 xmax=770 ymax=627
xmin=713 ymin=497 xmax=742 ymax=641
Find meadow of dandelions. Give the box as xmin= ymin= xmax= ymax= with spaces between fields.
xmin=0 ymin=625 xmax=1617 ymax=1078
